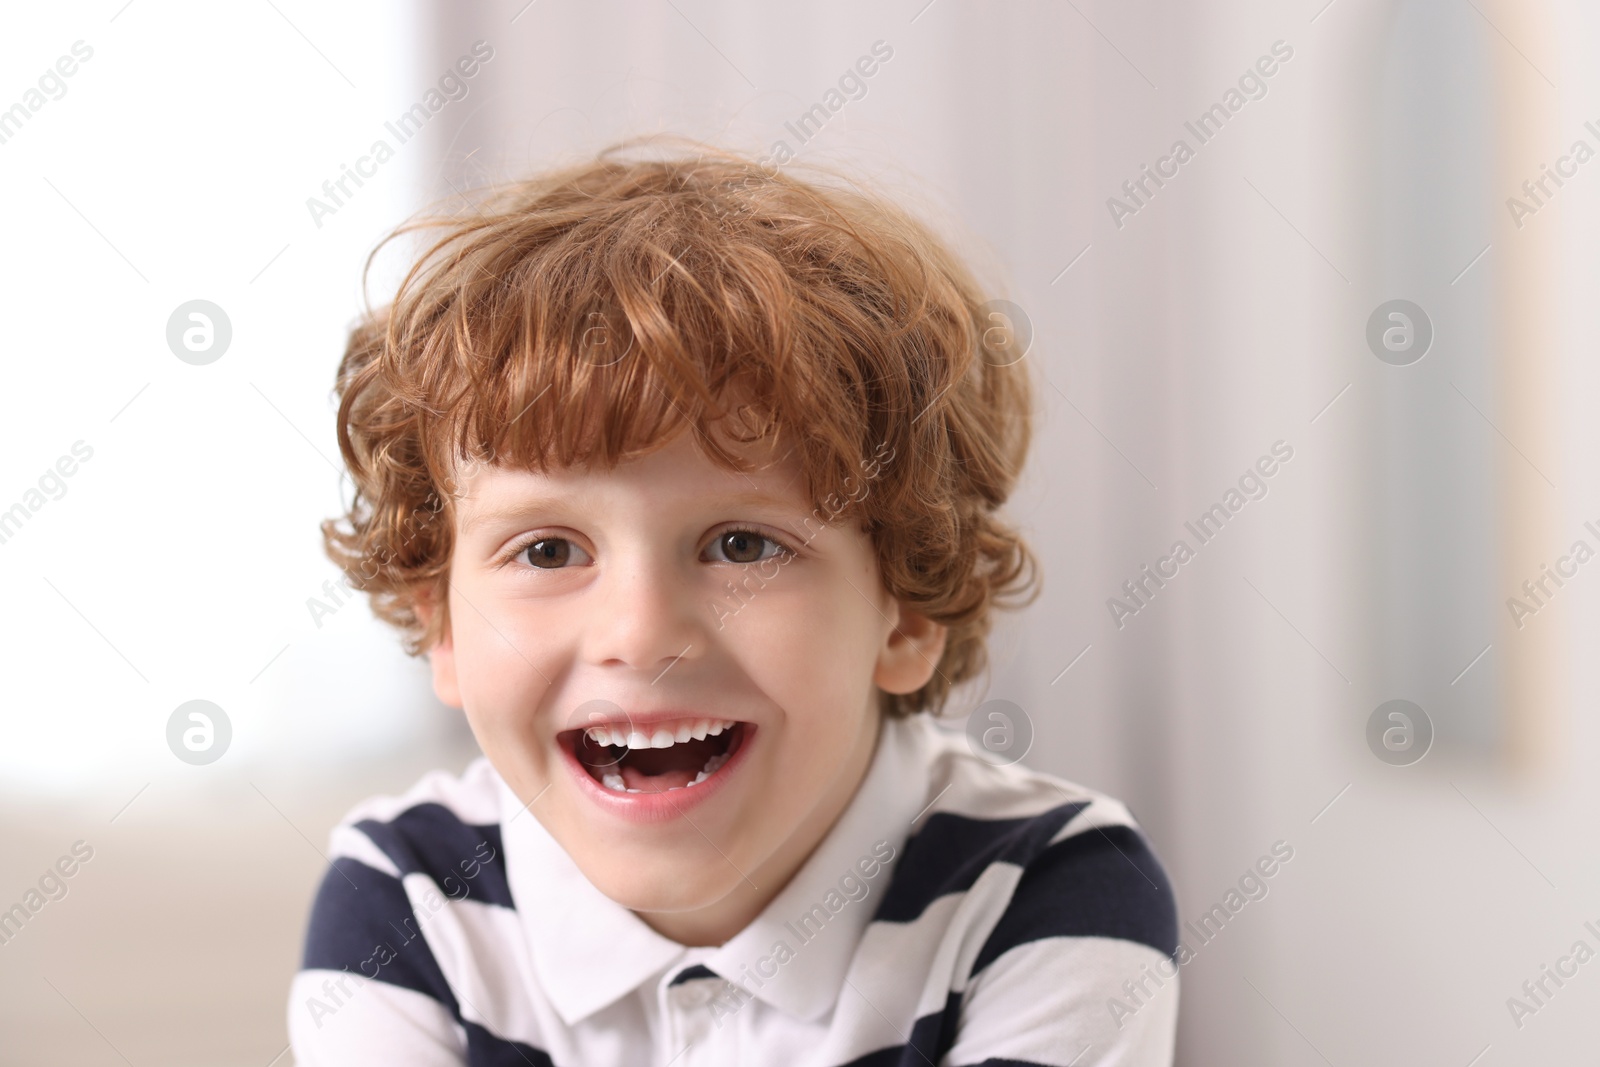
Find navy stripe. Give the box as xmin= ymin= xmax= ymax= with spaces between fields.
xmin=462 ymin=1019 xmax=557 ymax=1067
xmin=836 ymin=992 xmax=956 ymax=1066
xmin=910 ymin=990 xmax=962 ymax=1063
xmin=971 ymin=823 xmax=1178 ymax=975
xmin=837 ymin=993 xmax=1051 ymax=1067
xmin=873 ymin=802 xmax=1090 ymax=923
xmin=836 ymin=1046 xmax=904 ymax=1067
xmin=301 ymin=856 xmax=459 ymax=1012
xmin=669 ymin=964 xmax=720 ymax=986
xmin=354 ymin=803 xmax=513 ymax=909
xmin=304 ymin=858 xmax=564 ymax=1065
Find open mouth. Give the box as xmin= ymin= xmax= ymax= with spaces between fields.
xmin=566 ymin=718 xmax=751 ymax=794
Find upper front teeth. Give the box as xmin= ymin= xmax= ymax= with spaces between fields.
xmin=585 ymin=718 xmax=736 ymax=749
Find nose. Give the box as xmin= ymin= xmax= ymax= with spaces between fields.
xmin=583 ymin=542 xmax=706 ymax=677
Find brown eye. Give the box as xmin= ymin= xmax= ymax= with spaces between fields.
xmin=709 ymin=529 xmax=787 ymax=565
xmin=724 ymin=531 xmax=761 ymax=563
xmin=521 ymin=538 xmax=590 ymax=568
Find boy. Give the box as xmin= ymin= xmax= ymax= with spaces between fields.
xmin=290 ymin=140 xmax=1179 ymax=1065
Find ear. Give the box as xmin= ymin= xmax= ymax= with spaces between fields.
xmin=873 ymin=599 xmax=949 ymax=697
xmin=414 ymin=587 xmax=462 ymax=709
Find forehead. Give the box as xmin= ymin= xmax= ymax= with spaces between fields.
xmin=450 ymin=428 xmax=808 ymax=529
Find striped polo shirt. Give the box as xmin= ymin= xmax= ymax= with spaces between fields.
xmin=288 ymin=710 xmax=1179 ymax=1066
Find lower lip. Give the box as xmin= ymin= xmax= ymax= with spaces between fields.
xmin=560 ymin=723 xmax=755 ymax=825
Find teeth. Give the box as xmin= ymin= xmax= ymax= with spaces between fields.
xmin=586 ymin=719 xmax=738 ymax=749
xmin=583 ymin=718 xmax=742 ymax=796
xmin=689 ymin=749 xmax=731 ymax=786
xmin=586 ymin=725 xmax=636 ymax=747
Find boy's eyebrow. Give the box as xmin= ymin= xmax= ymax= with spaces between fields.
xmin=457 ymin=498 xmax=562 ymax=537
xmin=457 ymin=488 xmax=803 ymax=536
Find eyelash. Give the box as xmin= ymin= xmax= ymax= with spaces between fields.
xmin=501 ymin=526 xmax=799 ymax=570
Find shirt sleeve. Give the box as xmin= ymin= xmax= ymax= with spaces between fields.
xmin=943 ymin=822 xmax=1181 ymax=1067
xmin=287 ymin=854 xmax=469 ymax=1066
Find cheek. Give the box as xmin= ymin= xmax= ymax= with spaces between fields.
xmin=721 ymin=571 xmax=884 ymax=721
xmin=449 ymin=586 xmax=558 ymax=722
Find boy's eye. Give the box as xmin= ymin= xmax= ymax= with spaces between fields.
xmin=511 ymin=529 xmax=791 ymax=569
xmin=706 ymin=529 xmax=791 ymax=565
xmin=521 ymin=538 xmax=592 ymax=569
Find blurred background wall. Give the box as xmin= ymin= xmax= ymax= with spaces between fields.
xmin=2 ymin=1 xmax=1598 ymax=1064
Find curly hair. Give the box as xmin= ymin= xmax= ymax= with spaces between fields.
xmin=322 ymin=137 xmax=1041 ymax=719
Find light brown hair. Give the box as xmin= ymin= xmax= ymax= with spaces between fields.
xmin=323 ymin=138 xmax=1040 ymax=718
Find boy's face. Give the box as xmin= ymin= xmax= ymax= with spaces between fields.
xmin=421 ymin=427 xmax=945 ymax=944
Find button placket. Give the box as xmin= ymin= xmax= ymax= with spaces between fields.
xmin=658 ymin=967 xmax=718 ymax=1065
xmin=674 ymin=980 xmax=715 ymax=1057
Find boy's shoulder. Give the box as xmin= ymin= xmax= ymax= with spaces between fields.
xmin=890 ymin=714 xmax=1178 ymax=959
xmin=294 ymin=758 xmax=524 ymax=1053
xmin=323 ymin=756 xmax=508 ymax=893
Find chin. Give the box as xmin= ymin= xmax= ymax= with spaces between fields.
xmin=579 ymin=853 xmax=742 ymax=914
